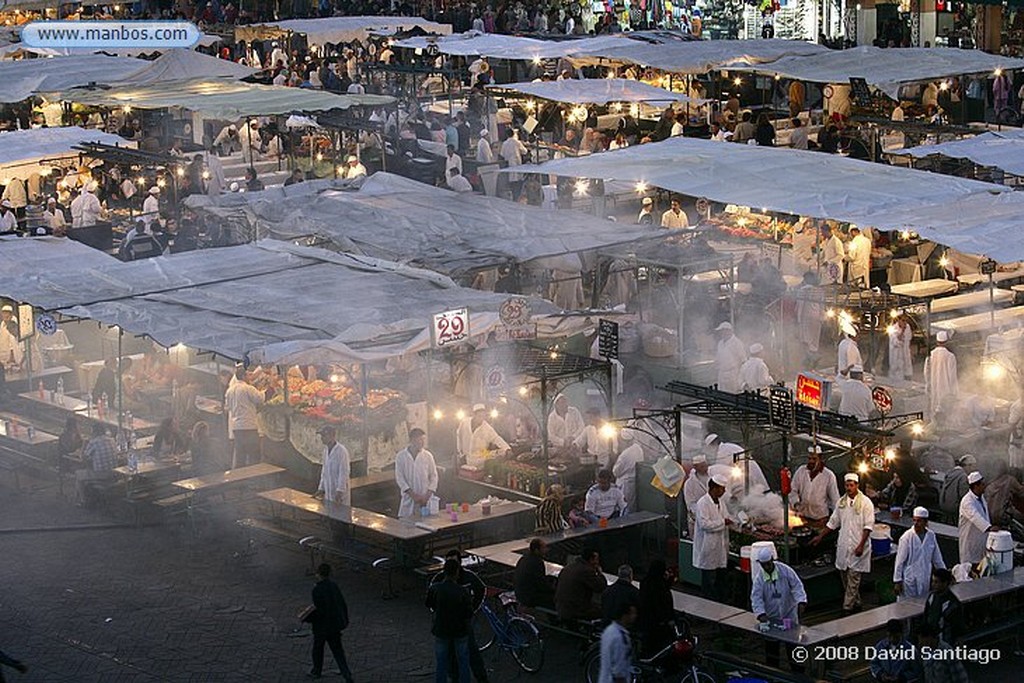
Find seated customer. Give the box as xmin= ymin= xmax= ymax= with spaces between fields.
xmin=535 ymin=484 xmax=569 ymax=533
xmin=584 ymin=469 xmax=626 ymax=522
xmin=515 ymin=538 xmax=555 ymax=609
xmin=554 ymin=547 xmax=608 ymax=622
xmin=75 ymin=423 xmax=119 ymax=505
xmin=869 ymin=619 xmax=917 ymax=683
xmin=152 ymin=417 xmax=188 ymax=457
xmin=601 ymin=564 xmax=639 ymax=626
xmin=567 ymin=495 xmax=591 ymax=528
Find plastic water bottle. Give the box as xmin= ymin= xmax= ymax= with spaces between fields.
xmin=86 ymin=394 xmax=93 ymax=418
xmin=27 ymin=425 xmax=35 ymax=440
xmin=125 ymin=410 xmax=133 ymax=431
xmin=56 ymin=378 xmax=65 ymax=406
xmin=128 ymin=450 xmax=138 ymax=475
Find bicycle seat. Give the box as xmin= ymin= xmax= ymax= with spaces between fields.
xmin=499 ymin=591 xmax=518 ymax=606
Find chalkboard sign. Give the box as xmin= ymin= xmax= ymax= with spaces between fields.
xmin=981 ymin=259 xmax=998 ymax=276
xmin=598 ymin=319 xmax=619 ymax=360
xmin=768 ymin=385 xmax=795 ymax=432
xmin=849 ymin=77 xmax=873 ymax=107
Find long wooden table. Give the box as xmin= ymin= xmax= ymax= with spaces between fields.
xmin=929 ymin=288 xmax=1014 ymax=315
xmin=172 ymin=463 xmax=284 ymax=492
xmin=951 ymin=567 xmax=1024 ymax=603
xmin=930 ymin=305 xmax=1024 ymax=336
xmin=0 ymin=412 xmax=58 ymax=448
xmin=17 ymin=391 xmax=158 ymax=433
xmin=258 ymin=487 xmax=432 ymax=541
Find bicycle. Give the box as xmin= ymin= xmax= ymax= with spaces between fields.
xmin=474 ymin=587 xmax=545 ymax=673
xmin=582 ymin=616 xmax=715 ymax=683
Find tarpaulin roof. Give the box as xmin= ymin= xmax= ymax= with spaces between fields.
xmin=184 ymin=172 xmax=675 ymax=276
xmin=890 ymin=129 xmax=1024 ymax=176
xmin=58 ymin=79 xmax=394 ymax=119
xmin=730 ymin=46 xmax=1024 ymax=99
xmin=108 ymin=49 xmax=255 ymax=86
xmin=0 ymin=127 xmax=133 ymax=176
xmin=504 ymin=136 xmax=1011 ymax=250
xmin=568 ymin=38 xmax=828 ymax=74
xmin=0 ymin=53 xmax=144 ymax=103
xmin=0 ymin=33 xmax=222 ymax=58
xmin=242 ymin=16 xmax=452 ymax=46
xmin=0 ymin=239 xmax=562 ymax=363
xmin=488 ymin=78 xmax=706 ymax=105
xmin=394 ymin=31 xmax=626 ymax=59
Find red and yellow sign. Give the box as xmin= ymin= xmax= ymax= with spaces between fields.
xmin=796 ymin=373 xmax=830 ymax=411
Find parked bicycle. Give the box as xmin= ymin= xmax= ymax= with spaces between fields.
xmin=582 ymin=616 xmax=714 ymax=683
xmin=474 ymin=587 xmax=545 ymax=673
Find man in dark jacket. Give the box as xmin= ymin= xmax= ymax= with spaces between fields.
xmin=429 ymin=550 xmax=488 ymax=682
xmin=601 ymin=564 xmax=640 ymax=626
xmin=515 ymin=538 xmax=554 ymax=609
xmin=304 ymin=563 xmax=355 ymax=681
xmin=922 ymin=567 xmax=961 ymax=646
xmin=426 ymin=558 xmax=473 ymax=683
xmin=555 ymin=547 xmax=608 ymax=621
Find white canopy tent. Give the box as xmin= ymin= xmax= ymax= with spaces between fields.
xmin=568 ymin=38 xmax=828 ymax=75
xmin=0 ymin=53 xmax=145 ymax=103
xmin=891 ymin=130 xmax=1024 ymax=177
xmin=394 ymin=32 xmax=627 ymax=60
xmin=108 ymin=49 xmax=255 ymax=87
xmin=0 ymin=127 xmax=134 ymax=179
xmin=729 ymin=46 xmax=1024 ymax=99
xmin=487 ymin=78 xmax=706 ymax=105
xmin=0 ymin=239 xmax=564 ymax=364
xmin=240 ymin=16 xmax=451 ymax=48
xmin=184 ymin=172 xmax=676 ymax=277
xmin=0 ymin=33 xmax=222 ymax=59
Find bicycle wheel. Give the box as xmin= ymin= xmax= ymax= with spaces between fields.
xmin=678 ymin=668 xmax=716 ymax=683
xmin=581 ymin=643 xmax=601 ymax=683
xmin=473 ymin=610 xmax=495 ymax=652
xmin=507 ymin=616 xmax=544 ymax=673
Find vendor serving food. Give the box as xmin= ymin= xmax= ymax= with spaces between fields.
xmin=456 ymin=403 xmax=511 ymax=468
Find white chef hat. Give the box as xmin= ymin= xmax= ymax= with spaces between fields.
xmin=0 ymin=200 xmax=10 ymax=208
xmin=1 ymin=305 xmax=13 ymax=312
xmin=642 ymin=197 xmax=653 ymax=205
xmin=715 ymin=321 xmax=733 ymax=331
xmin=756 ymin=546 xmax=774 ymax=562
xmin=912 ymin=507 xmax=929 ymax=518
xmin=347 ymin=155 xmax=359 ymax=163
xmin=704 ymin=433 xmax=719 ymax=448
xmin=479 ymin=129 xmax=489 ymax=137
xmin=472 ymin=403 xmax=486 ymax=413
xmin=749 ymin=343 xmax=763 ymax=355
xmin=850 ymin=364 xmax=864 ymax=373
xmin=692 ymin=453 xmax=707 ymax=464
xmin=936 ymin=331 xmax=949 ymax=343
xmin=808 ymin=445 xmax=822 ymax=454
xmin=844 ymin=472 xmax=859 ymax=483
xmin=149 ymin=186 xmax=160 ymax=195
xmin=967 ymin=471 xmax=984 ymax=485
xmin=710 ymin=474 xmax=728 ymax=487
xmin=86 ymin=181 xmax=98 ymax=192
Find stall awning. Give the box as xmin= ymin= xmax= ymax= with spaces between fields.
xmin=729 ymin=46 xmax=1024 ymax=99
xmin=0 ymin=240 xmax=563 ymax=363
xmin=393 ymin=32 xmax=627 ymax=60
xmin=891 ymin=130 xmax=1024 ymax=177
xmin=57 ymin=79 xmax=393 ymax=118
xmin=108 ymin=49 xmax=255 ymax=86
xmin=487 ymin=78 xmax=706 ymax=105
xmin=503 ymin=136 xmax=1011 ymax=253
xmin=0 ymin=53 xmax=146 ymax=103
xmin=238 ymin=16 xmax=452 ymax=47
xmin=184 ymin=172 xmax=680 ymax=277
xmin=0 ymin=127 xmax=134 ymax=175
xmin=568 ymin=38 xmax=828 ymax=75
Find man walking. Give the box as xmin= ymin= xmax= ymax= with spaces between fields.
xmin=812 ymin=473 xmax=874 ymax=614
xmin=598 ymin=603 xmax=636 ymax=683
xmin=426 ymin=559 xmax=474 ymax=683
xmin=958 ymin=471 xmax=997 ymax=566
xmin=893 ymin=507 xmax=946 ymax=601
xmin=303 ymin=563 xmax=355 ymax=682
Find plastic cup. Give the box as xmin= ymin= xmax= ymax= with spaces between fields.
xmin=599 ymin=517 xmax=608 ymax=528
xmin=783 ymin=618 xmax=792 ymax=630
xmin=421 ymin=505 xmax=429 ymax=517
xmin=461 ymin=503 xmax=470 ymax=514
xmin=481 ymin=501 xmax=491 ymax=515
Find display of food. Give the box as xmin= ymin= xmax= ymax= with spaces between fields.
xmin=706 ymin=207 xmax=795 ymax=241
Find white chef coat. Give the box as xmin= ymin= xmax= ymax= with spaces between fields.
xmin=445 ymin=152 xmax=463 ymax=176
xmin=394 ymin=447 xmax=438 ymax=517
xmin=846 ymin=234 xmax=872 ymax=286
xmin=693 ymin=492 xmax=729 ymax=569
xmin=500 ymin=136 xmax=528 ymax=182
xmin=0 ymin=210 xmax=16 ymax=232
xmin=574 ymin=424 xmax=616 ymax=468
xmin=660 ymin=208 xmax=689 ymax=229
xmin=456 ymin=418 xmax=510 ymax=468
xmin=888 ymin=323 xmax=913 ymax=381
xmin=726 ymin=455 xmax=770 ymax=495
xmin=447 ymin=174 xmax=473 ymax=193
xmin=838 ymin=377 xmax=874 ymax=422
xmin=476 ymin=138 xmax=494 ymax=164
xmin=269 ymin=46 xmax=288 ymax=68
xmin=751 ymin=561 xmax=807 ymax=624
xmin=822 ymin=233 xmax=845 ymax=282
xmin=957 ymin=490 xmax=991 ymax=565
xmin=739 ymin=357 xmax=773 ymax=392
xmin=318 ymin=441 xmax=351 ymax=506
xmin=924 ymin=347 xmax=958 ymax=419
xmin=206 ymin=153 xmax=225 ymax=196
xmin=796 ymin=287 xmax=822 ymax=353
xmin=585 ymin=483 xmax=626 ymax=518
xmin=0 ymin=325 xmax=24 ymax=366
xmin=837 ymin=337 xmax=862 ymax=375
xmin=826 ymin=491 xmax=875 ymax=572
xmin=45 ymin=209 xmax=66 ymax=232
xmin=715 ymin=335 xmax=747 ymax=393
xmin=791 ymin=465 xmax=839 ymax=520
xmin=611 ymin=443 xmax=644 ymax=509
xmin=548 ymin=406 xmax=584 ymax=448
xmin=343 ymin=162 xmax=367 ymax=179
xmin=683 ymin=471 xmax=709 ymax=522
xmin=70 ymin=190 xmax=101 ymax=228
xmin=141 ymin=194 xmax=160 ymax=227
xmin=893 ymin=527 xmax=945 ymax=601
xmin=224 ymin=381 xmax=264 ymax=432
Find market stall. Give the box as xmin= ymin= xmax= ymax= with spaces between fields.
xmin=889 ymin=129 xmax=1024 ymax=186
xmin=235 ymin=16 xmax=452 ymax=53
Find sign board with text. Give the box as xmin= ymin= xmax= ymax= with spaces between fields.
xmin=981 ymin=259 xmax=998 ymax=276
xmin=768 ymin=385 xmax=795 ymax=432
xmin=17 ymin=304 xmax=34 ymax=341
xmin=497 ymin=296 xmax=535 ymax=341
xmin=795 ymin=373 xmax=831 ymax=411
xmin=432 ymin=307 xmax=469 ymax=348
xmin=598 ymin=318 xmax=619 ymax=360
xmin=872 ymin=386 xmax=893 ymax=415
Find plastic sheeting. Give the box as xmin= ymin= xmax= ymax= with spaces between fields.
xmin=58 ymin=79 xmax=394 ymax=119
xmin=730 ymin=46 xmax=1024 ymax=100
xmin=488 ymin=78 xmax=706 ymax=105
xmin=505 ymin=136 xmax=1009 ymax=239
xmin=0 ymin=127 xmax=133 ymax=175
xmin=0 ymin=240 xmax=561 ymax=362
xmin=0 ymin=53 xmax=145 ymax=103
xmin=568 ymin=38 xmax=828 ymax=74
xmin=109 ymin=49 xmax=255 ymax=86
xmin=244 ymin=16 xmax=451 ymax=47
xmin=394 ymin=32 xmax=626 ymax=60
xmin=891 ymin=130 xmax=1024 ymax=176
xmin=184 ymin=172 xmax=675 ymax=276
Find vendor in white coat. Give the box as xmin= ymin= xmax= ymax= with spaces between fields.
xmin=611 ymin=430 xmax=644 ymax=510
xmin=714 ymin=322 xmax=747 ymax=393
xmin=548 ymin=394 xmax=584 ymax=449
xmin=791 ymin=446 xmax=839 ymax=527
xmin=693 ymin=474 xmax=732 ymax=600
xmin=958 ymin=471 xmax=997 ymax=566
xmin=70 ymin=182 xmax=102 ymax=228
xmin=738 ymin=343 xmax=774 ymax=393
xmin=893 ymin=506 xmax=946 ymax=601
xmin=394 ymin=427 xmax=438 ymax=517
xmin=751 ymin=546 xmax=807 ymax=627
xmin=845 ymin=226 xmax=872 ymax=287
xmin=836 ymin=329 xmax=862 ymax=377
xmin=812 ymin=472 xmax=875 ymax=613
xmin=457 ymin=403 xmax=510 ymax=468
xmin=820 ymin=224 xmax=845 ymax=283
xmin=314 ymin=425 xmax=351 ymax=506
xmin=838 ymin=365 xmax=875 ymax=422
xmin=924 ymin=331 xmax=958 ymax=421
xmin=141 ymin=186 xmax=161 ymax=228
xmin=887 ymin=315 xmax=913 ymax=384
xmin=683 ymin=453 xmax=710 ymax=536
xmin=573 ymin=407 xmax=615 ymax=468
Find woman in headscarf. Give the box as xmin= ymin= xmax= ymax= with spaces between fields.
xmin=637 ymin=559 xmax=675 ymax=656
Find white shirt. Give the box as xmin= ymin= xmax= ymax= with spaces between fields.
xmin=0 ymin=325 xmax=23 ymax=366
xmin=548 ymin=406 xmax=584 ymax=448
xmin=0 ymin=211 xmax=16 ymax=232
xmin=751 ymin=561 xmax=807 ymax=624
xmin=790 ymin=126 xmax=809 ymax=149
xmin=893 ymin=527 xmax=945 ymax=600
xmin=394 ymin=447 xmax=438 ymax=517
xmin=660 ymin=208 xmax=689 ymax=229
xmin=269 ymin=46 xmax=288 ymax=68
xmin=457 ymin=418 xmax=510 ymax=468
xmin=826 ymin=492 xmax=875 ymax=572
xmin=598 ymin=621 xmax=632 ymax=683
xmin=671 ymin=121 xmax=684 ymax=137
xmin=343 ymin=162 xmax=367 ymax=179
xmin=445 ymin=152 xmax=463 ymax=176
xmin=791 ymin=465 xmax=839 ymax=520
xmin=70 ymin=190 xmax=101 ymax=228
xmin=574 ymin=424 xmax=616 ymax=468
xmin=693 ymin=492 xmax=729 ymax=569
xmin=715 ymin=334 xmax=748 ymax=393
xmin=45 ymin=209 xmax=66 ymax=231
xmin=739 ymin=357 xmax=773 ymax=392
xmin=683 ymin=471 xmax=709 ymax=529
xmin=318 ymin=441 xmax=351 ymax=506
xmin=612 ymin=443 xmax=644 ymax=509
xmin=347 ymin=82 xmax=366 ymax=95
xmin=837 ymin=337 xmax=862 ymax=375
xmin=888 ymin=323 xmax=913 ymax=381
xmin=585 ymin=483 xmax=626 ymax=518
xmin=476 ymin=137 xmax=494 ymax=164
xmin=822 ymin=233 xmax=845 ymax=282
xmin=224 ymin=380 xmax=264 ymax=431
xmin=142 ymin=194 xmax=160 ymax=227
xmin=846 ymin=233 xmax=872 ymax=286
xmin=838 ymin=377 xmax=874 ymax=422
xmin=958 ymin=490 xmax=990 ymax=564
xmin=924 ymin=346 xmax=958 ymax=418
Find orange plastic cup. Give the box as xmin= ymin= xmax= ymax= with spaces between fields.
xmin=461 ymin=503 xmax=470 ymax=513
xmin=599 ymin=517 xmax=608 ymax=528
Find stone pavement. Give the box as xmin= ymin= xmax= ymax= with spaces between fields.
xmin=0 ymin=474 xmax=580 ymax=683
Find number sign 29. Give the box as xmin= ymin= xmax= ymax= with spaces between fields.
xmin=432 ymin=307 xmax=470 ymax=348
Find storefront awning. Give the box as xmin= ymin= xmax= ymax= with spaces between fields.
xmin=487 ymin=78 xmax=706 ymax=105
xmin=0 ymin=53 xmax=145 ymax=103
